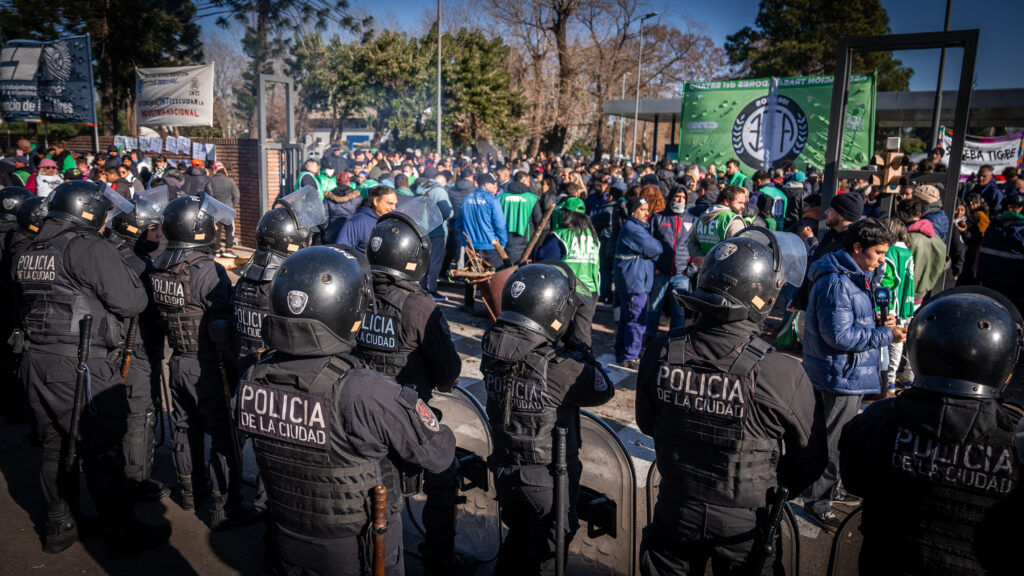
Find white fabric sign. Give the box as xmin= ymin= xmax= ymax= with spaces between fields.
xmin=136 ymin=64 xmax=215 ymax=127
xmin=941 ymin=129 xmax=1023 ymax=177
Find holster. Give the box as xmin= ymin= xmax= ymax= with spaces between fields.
xmin=7 ymin=329 xmax=26 ymax=354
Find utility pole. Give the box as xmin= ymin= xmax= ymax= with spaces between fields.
xmin=617 ymin=76 xmax=625 ymax=158
xmin=929 ymin=0 xmax=953 ymax=149
xmin=632 ymin=12 xmax=657 ymax=162
xmin=436 ymin=0 xmax=443 ymax=156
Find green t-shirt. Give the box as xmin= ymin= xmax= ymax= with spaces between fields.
xmin=317 ymin=174 xmax=337 ymax=195
xmin=694 ymin=208 xmax=739 ymax=254
xmin=552 ymin=227 xmax=600 ymax=295
xmin=499 ymin=191 xmax=539 ymax=236
xmin=727 ymin=171 xmax=750 ymax=188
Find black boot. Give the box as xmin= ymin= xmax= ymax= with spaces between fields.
xmin=178 ymin=475 xmax=210 ymax=510
xmin=133 ymin=478 xmax=171 ymax=502
xmin=43 ymin=514 xmax=78 ymax=554
xmin=209 ymin=494 xmax=264 ymax=532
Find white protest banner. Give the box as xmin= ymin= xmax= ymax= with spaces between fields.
xmin=177 ymin=136 xmax=191 ymax=156
xmin=164 ymin=135 xmax=177 ymax=155
xmin=136 ymin=64 xmax=214 ymax=127
xmin=126 ymin=137 xmax=138 ymax=151
xmin=941 ymin=128 xmax=1024 ymax=177
xmin=192 ymin=142 xmax=206 ymax=161
xmin=204 ymin=143 xmax=216 ymax=162
xmin=147 ymin=136 xmax=163 ymax=154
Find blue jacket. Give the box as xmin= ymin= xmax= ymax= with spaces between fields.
xmin=803 ymin=249 xmax=894 ymax=395
xmin=613 ymin=216 xmax=662 ymax=294
xmin=648 ymin=209 xmax=698 ymax=277
xmin=457 ymin=188 xmax=507 ymax=251
xmin=977 ymin=180 xmax=1004 ymax=213
xmin=921 ymin=202 xmax=950 ymax=241
xmin=335 ymin=205 xmax=378 ymax=253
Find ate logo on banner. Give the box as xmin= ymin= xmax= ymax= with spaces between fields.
xmin=732 ymin=95 xmax=809 ymax=168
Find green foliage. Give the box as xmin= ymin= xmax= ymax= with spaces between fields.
xmin=725 ymin=0 xmax=913 ymax=91
xmin=289 ymin=25 xmax=523 ymax=151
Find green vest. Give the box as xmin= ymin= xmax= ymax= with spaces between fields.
xmin=499 ymin=191 xmax=539 ymax=236
xmin=552 ymin=228 xmax=600 ymax=295
xmin=317 ymin=174 xmax=337 ymax=195
xmin=297 ymin=171 xmax=324 ymax=199
xmin=14 ymin=169 xmax=29 ymax=185
xmin=695 ymin=209 xmax=739 ymax=254
xmin=758 ymin=186 xmax=787 ymax=231
xmin=727 ymin=171 xmax=749 ymax=188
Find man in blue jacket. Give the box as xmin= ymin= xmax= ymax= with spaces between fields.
xmin=801 ymin=217 xmax=906 ymax=529
xmin=456 ymin=172 xmax=507 ymax=311
xmin=614 ymin=196 xmax=662 ymax=368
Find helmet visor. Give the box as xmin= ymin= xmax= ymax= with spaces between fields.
xmin=134 ymin=185 xmax=171 ymax=216
xmin=200 ymin=194 xmax=237 ymax=225
xmin=102 ymin=183 xmax=135 ymax=218
xmin=382 ymin=195 xmax=442 ymax=237
xmin=736 ymin=227 xmax=808 ymax=288
xmin=275 ymin=185 xmax=327 ymax=230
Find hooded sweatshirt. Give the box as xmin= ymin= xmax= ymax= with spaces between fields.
xmin=906 ymin=218 xmax=946 ymax=302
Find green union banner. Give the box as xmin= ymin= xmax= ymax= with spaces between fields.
xmin=678 ymin=74 xmax=876 ymax=175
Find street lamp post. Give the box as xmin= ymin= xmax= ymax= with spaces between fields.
xmin=631 ymin=12 xmax=658 ymax=163
xmin=436 ymin=0 xmax=443 ymax=156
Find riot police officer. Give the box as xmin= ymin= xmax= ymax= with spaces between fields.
xmin=353 ymin=196 xmax=463 ymax=574
xmin=636 ymin=228 xmax=827 ymax=575
xmin=234 ymin=185 xmax=325 ymax=375
xmin=151 ymin=194 xmax=260 ymax=530
xmin=839 ymin=287 xmax=1024 ymax=575
xmin=16 ymin=180 xmax=170 ymax=554
xmin=482 ymin=263 xmax=615 ymax=575
xmin=237 ymin=245 xmax=456 ymax=575
xmin=104 ymin=187 xmax=171 ymax=501
xmin=0 ymin=186 xmax=34 ymax=418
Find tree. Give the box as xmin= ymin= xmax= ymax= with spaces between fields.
xmin=725 ymin=0 xmax=913 ymax=91
xmin=206 ymin=0 xmax=370 ymax=136
xmin=0 ymin=0 xmax=204 ymax=135
xmin=203 ymin=28 xmax=246 ymax=137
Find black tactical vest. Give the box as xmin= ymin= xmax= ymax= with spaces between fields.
xmin=237 ymin=354 xmax=402 ymax=539
xmin=151 ymin=253 xmax=206 ymax=355
xmin=16 ymin=230 xmax=124 ymax=351
xmin=485 ymin=346 xmax=560 ymax=466
xmin=354 ymin=282 xmax=416 ymax=382
xmin=867 ymin=400 xmax=1020 ymax=575
xmin=655 ymin=332 xmax=780 ymax=508
xmin=234 ymin=277 xmax=270 ymax=359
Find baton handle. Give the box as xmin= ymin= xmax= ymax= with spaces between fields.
xmin=64 ymin=315 xmax=93 ymax=474
xmin=373 ymin=485 xmax=388 ymax=576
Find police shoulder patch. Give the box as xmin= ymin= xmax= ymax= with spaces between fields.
xmin=414 ymin=399 xmax=440 ymax=432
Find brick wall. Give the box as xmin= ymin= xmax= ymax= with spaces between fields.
xmin=12 ymin=135 xmax=271 ymax=248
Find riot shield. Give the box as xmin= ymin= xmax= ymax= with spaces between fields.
xmin=402 ymin=385 xmax=502 ymax=567
xmin=570 ymin=410 xmax=637 ymax=576
xmin=647 ymin=459 xmax=800 ymax=576
xmin=827 ymin=507 xmax=862 ymax=576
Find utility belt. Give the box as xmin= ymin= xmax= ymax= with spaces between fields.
xmin=25 ymin=339 xmax=119 ymax=362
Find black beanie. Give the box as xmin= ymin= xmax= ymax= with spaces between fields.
xmin=830 ymin=192 xmax=864 ymax=222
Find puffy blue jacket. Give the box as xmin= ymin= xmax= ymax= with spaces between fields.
xmin=921 ymin=202 xmax=950 ymax=241
xmin=456 ymin=188 xmax=507 ymax=251
xmin=613 ymin=216 xmax=662 ymax=294
xmin=803 ymin=249 xmax=893 ymax=395
xmin=334 ymin=205 xmax=378 ymax=253
xmin=648 ymin=209 xmax=698 ymax=277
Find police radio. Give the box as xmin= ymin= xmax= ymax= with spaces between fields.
xmin=874 ymin=286 xmax=892 ymax=327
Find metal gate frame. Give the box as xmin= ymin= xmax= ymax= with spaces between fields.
xmin=257 ymin=74 xmax=295 ymax=215
xmin=820 ymin=30 xmax=980 ymax=292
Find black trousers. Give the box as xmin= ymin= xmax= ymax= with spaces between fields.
xmin=123 ymin=354 xmax=156 ymax=483
xmin=493 ymin=461 xmax=582 ymax=576
xmin=640 ymin=497 xmax=782 ymax=576
xmin=168 ymin=354 xmax=240 ymax=504
xmin=271 ymin=514 xmax=406 ymax=576
xmin=23 ymin=348 xmax=133 ymax=525
xmin=213 ymin=222 xmax=234 ymax=251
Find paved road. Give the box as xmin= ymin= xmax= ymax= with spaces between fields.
xmin=0 ymin=273 xmax=848 ymax=575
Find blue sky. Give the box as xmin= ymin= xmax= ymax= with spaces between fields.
xmin=201 ymin=0 xmax=1019 ymax=91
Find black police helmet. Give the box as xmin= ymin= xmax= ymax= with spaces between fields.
xmin=109 ymin=197 xmax=163 ymax=243
xmin=366 ymin=212 xmax=429 ymax=282
xmin=499 ymin=263 xmax=577 ymax=342
xmin=16 ymin=196 xmax=48 ymax=235
xmin=269 ymin=245 xmax=371 ymax=346
xmin=256 ymin=207 xmax=312 ymax=255
xmin=161 ymin=195 xmax=215 ymax=249
xmin=909 ymin=287 xmax=1024 ymax=399
xmin=0 ymin=186 xmax=33 ymax=221
xmin=47 ymin=180 xmax=111 ymax=231
xmin=679 ymin=236 xmax=780 ymax=323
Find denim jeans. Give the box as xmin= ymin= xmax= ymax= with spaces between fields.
xmin=646 ymin=274 xmax=690 ymax=336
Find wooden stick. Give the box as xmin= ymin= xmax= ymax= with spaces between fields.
xmin=448 ymin=269 xmax=496 ymax=279
xmin=373 ymin=485 xmax=387 ymax=576
xmin=520 ymin=202 xmax=558 ymax=265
